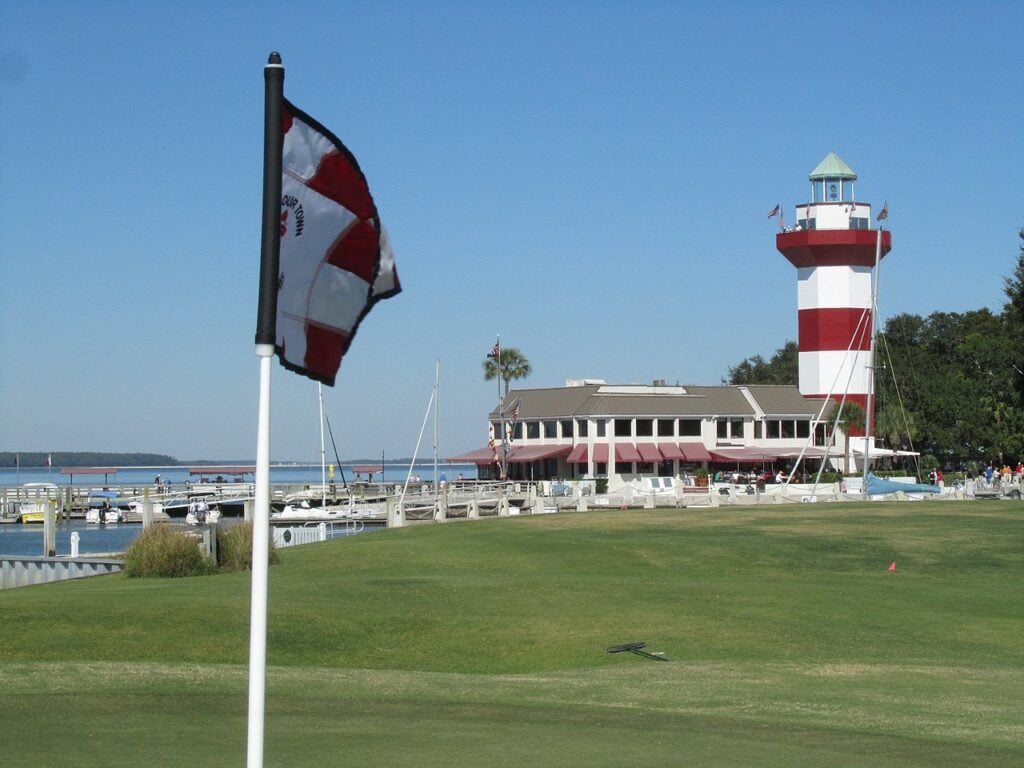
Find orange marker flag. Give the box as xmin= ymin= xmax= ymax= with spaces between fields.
xmin=888 ymin=562 xmax=896 ymax=572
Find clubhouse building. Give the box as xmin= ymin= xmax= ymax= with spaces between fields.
xmin=451 ymin=380 xmax=845 ymax=484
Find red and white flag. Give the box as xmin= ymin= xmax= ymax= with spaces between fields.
xmin=275 ymin=99 xmax=400 ymax=385
xmin=877 ymin=202 xmax=889 ymax=221
xmin=766 ymin=204 xmax=780 ymax=219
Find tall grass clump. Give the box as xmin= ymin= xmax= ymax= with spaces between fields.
xmin=216 ymin=521 xmax=280 ymax=572
xmin=121 ymin=524 xmax=215 ymax=578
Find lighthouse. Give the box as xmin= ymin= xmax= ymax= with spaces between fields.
xmin=775 ymin=152 xmax=891 ymax=431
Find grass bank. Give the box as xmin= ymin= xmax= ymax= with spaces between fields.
xmin=1 ymin=501 xmax=1022 ymax=766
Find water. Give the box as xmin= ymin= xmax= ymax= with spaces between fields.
xmin=0 ymin=463 xmax=477 ymax=488
xmin=0 ymin=518 xmax=385 ymax=558
xmin=0 ymin=520 xmax=143 ymax=558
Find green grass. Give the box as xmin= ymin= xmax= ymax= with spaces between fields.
xmin=1 ymin=501 xmax=1022 ymax=766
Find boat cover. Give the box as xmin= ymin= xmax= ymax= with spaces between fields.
xmin=865 ymin=472 xmax=940 ymax=495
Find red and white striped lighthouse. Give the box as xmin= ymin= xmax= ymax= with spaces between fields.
xmin=775 ymin=153 xmax=891 ymax=429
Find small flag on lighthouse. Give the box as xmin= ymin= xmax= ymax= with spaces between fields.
xmin=275 ymin=99 xmax=401 ymax=386
xmin=767 ymin=204 xmax=781 ymax=218
xmin=877 ymin=202 xmax=889 ymax=221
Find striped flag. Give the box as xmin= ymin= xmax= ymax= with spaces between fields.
xmin=487 ymin=340 xmax=500 ymax=359
xmin=766 ymin=204 xmax=780 ymax=218
xmin=877 ymin=202 xmax=889 ymax=221
xmin=275 ymin=99 xmax=400 ymax=385
xmin=507 ymin=399 xmax=521 ymax=444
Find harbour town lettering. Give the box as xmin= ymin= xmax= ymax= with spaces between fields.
xmin=280 ymin=195 xmax=305 ymax=237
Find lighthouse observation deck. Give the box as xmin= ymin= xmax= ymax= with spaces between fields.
xmin=777 ymin=225 xmax=891 ymax=269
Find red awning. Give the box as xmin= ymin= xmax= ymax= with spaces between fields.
xmin=636 ymin=443 xmax=662 ymax=462
xmin=447 ymin=447 xmax=499 ymax=464
xmin=615 ymin=444 xmax=642 ymax=462
xmin=352 ymin=465 xmax=384 ymax=474
xmin=507 ymin=445 xmax=572 ymax=463
xmin=567 ymin=444 xmax=588 ymax=463
xmin=679 ymin=442 xmax=713 ymax=462
xmin=189 ymin=466 xmax=255 ymax=476
xmin=593 ymin=444 xmax=609 ymax=463
xmin=658 ymin=443 xmax=685 ymax=460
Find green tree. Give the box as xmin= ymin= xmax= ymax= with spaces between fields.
xmin=726 ymin=341 xmax=798 ymax=385
xmin=483 ymin=346 xmax=532 ymax=397
xmin=1001 ymin=227 xmax=1024 ymax=404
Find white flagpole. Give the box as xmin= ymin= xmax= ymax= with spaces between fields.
xmin=248 ymin=51 xmax=284 ymax=768
xmin=319 ymin=383 xmax=327 ymax=509
xmin=248 ymin=345 xmax=273 ymax=766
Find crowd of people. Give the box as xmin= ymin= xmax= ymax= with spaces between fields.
xmin=962 ymin=461 xmax=1024 ymax=491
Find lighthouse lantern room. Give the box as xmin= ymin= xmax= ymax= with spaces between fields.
xmin=775 ymin=152 xmax=892 ymax=427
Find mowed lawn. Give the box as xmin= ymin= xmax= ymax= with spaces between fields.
xmin=1 ymin=501 xmax=1022 ymax=766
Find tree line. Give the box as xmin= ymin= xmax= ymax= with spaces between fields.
xmin=728 ymin=229 xmax=1024 ymax=469
xmin=0 ymin=452 xmax=180 ymax=469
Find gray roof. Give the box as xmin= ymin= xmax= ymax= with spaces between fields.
xmin=742 ymin=385 xmax=833 ymax=417
xmin=489 ymin=383 xmax=825 ymax=421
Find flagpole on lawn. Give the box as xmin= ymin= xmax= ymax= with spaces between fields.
xmin=248 ymin=50 xmax=284 ymax=768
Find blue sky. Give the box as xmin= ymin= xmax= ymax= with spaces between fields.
xmin=1 ymin=1 xmax=1022 ymax=462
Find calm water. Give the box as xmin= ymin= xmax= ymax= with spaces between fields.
xmin=0 ymin=520 xmax=144 ymax=558
xmin=0 ymin=518 xmax=384 ymax=558
xmin=0 ymin=463 xmax=477 ymax=488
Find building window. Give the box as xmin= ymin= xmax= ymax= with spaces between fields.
xmin=618 ymin=462 xmax=634 ymax=474
xmin=491 ymin=421 xmax=501 ymax=439
xmin=814 ymin=423 xmax=828 ymax=446
xmin=560 ymin=420 xmax=573 ymax=439
xmin=717 ymin=419 xmax=728 ymax=439
xmin=657 ymin=419 xmax=674 ymax=437
xmin=526 ymin=421 xmax=540 ymax=440
xmin=730 ymin=418 xmax=744 ymax=439
xmin=577 ymin=419 xmax=589 ymax=438
xmin=636 ymin=419 xmax=653 ymax=437
xmin=636 ymin=462 xmax=654 ymax=474
xmin=679 ymin=419 xmax=701 ymax=437
xmin=657 ymin=460 xmax=674 ymax=476
xmin=754 ymin=421 xmax=762 ymax=439
xmin=595 ymin=462 xmax=607 ymax=476
xmin=766 ymin=420 xmax=780 ymax=439
xmin=596 ymin=420 xmax=606 ymax=438
xmin=543 ymin=421 xmax=557 ymax=439
xmin=614 ymin=419 xmax=631 ymax=437
xmin=850 ymin=217 xmax=869 ymax=230
xmin=796 ymin=420 xmax=810 ymax=438
xmin=512 ymin=422 xmax=522 ymax=441
xmin=781 ymin=420 xmax=795 ymax=438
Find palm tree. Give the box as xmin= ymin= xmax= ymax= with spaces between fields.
xmin=483 ymin=346 xmax=532 ymax=397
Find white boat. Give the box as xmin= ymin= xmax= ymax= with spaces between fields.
xmin=184 ymin=500 xmax=221 ymax=526
xmin=274 ymin=498 xmax=374 ymax=520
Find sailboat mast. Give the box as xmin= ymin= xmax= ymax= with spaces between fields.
xmin=433 ymin=360 xmax=440 ymax=494
xmin=861 ymin=226 xmax=883 ymax=497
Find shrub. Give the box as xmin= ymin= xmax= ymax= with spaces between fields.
xmin=122 ymin=524 xmax=215 ymax=578
xmin=216 ymin=522 xmax=280 ymax=572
